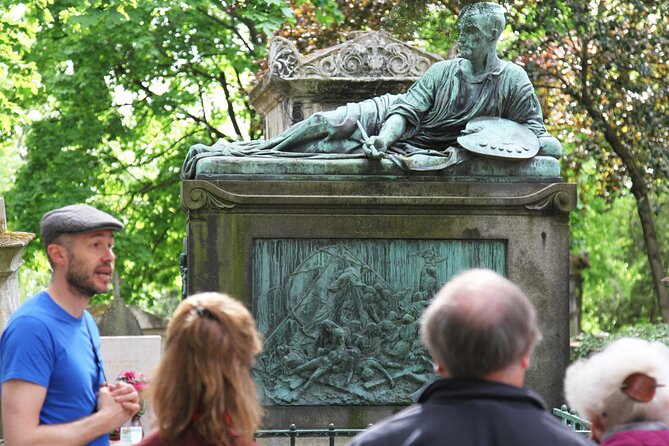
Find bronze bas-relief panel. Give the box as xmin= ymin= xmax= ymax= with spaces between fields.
xmin=252 ymin=238 xmax=506 ymax=405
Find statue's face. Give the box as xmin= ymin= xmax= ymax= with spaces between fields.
xmin=457 ymin=14 xmax=492 ymax=60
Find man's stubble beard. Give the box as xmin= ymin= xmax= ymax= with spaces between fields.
xmin=66 ymin=255 xmax=110 ymax=298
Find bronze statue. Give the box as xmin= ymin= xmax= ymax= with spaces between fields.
xmin=182 ymin=2 xmax=561 ymax=178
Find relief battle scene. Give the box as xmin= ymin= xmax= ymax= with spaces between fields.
xmin=252 ymin=239 xmax=506 ymax=405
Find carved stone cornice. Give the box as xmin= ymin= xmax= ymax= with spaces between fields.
xmin=0 ymin=232 xmax=35 ymax=274
xmin=524 ymin=187 xmax=577 ymax=213
xmin=182 ymin=180 xmax=576 ymax=215
xmin=268 ymin=32 xmax=442 ymax=79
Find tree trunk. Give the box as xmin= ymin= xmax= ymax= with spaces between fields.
xmin=629 ymin=186 xmax=669 ymax=321
xmin=581 ymin=96 xmax=669 ymax=321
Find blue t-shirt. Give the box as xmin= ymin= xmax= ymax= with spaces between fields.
xmin=0 ymin=291 xmax=108 ymax=446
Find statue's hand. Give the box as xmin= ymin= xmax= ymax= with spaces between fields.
xmin=363 ymin=136 xmax=387 ymax=160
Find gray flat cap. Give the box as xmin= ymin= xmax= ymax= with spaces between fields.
xmin=40 ymin=204 xmax=123 ymax=246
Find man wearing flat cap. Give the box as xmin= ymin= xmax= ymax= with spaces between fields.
xmin=0 ymin=204 xmax=140 ymax=446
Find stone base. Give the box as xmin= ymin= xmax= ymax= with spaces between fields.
xmin=193 ymin=155 xmax=561 ymax=180
xmin=182 ymin=174 xmax=575 ymax=424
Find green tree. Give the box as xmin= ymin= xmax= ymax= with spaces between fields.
xmin=506 ymin=0 xmax=669 ymax=320
xmin=0 ymin=3 xmax=39 ymax=194
xmin=1 ymin=0 xmax=404 ymax=306
xmin=394 ymin=0 xmax=669 ymax=325
xmin=3 ymin=0 xmax=302 ymax=305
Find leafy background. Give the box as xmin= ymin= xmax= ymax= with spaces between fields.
xmin=0 ymin=0 xmax=666 ymax=333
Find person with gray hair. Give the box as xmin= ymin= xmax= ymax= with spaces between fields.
xmin=565 ymin=338 xmax=669 ymax=444
xmin=347 ymin=269 xmax=592 ymax=446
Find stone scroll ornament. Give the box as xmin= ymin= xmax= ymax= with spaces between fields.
xmin=268 ymin=33 xmax=436 ymax=79
xmin=181 ymin=2 xmax=564 ymax=179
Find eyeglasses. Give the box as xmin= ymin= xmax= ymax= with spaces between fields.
xmin=621 ymin=372 xmax=665 ymax=403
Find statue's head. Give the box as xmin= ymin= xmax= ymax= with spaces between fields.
xmin=458 ymin=2 xmax=506 ymax=41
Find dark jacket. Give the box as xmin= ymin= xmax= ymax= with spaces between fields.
xmin=347 ymin=378 xmax=594 ymax=446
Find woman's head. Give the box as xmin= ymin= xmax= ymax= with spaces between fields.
xmin=564 ymin=338 xmax=669 ymax=443
xmin=151 ymin=292 xmax=263 ymax=445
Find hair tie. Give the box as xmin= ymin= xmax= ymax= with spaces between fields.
xmin=621 ymin=372 xmax=664 ymax=403
xmin=193 ymin=306 xmax=218 ymax=321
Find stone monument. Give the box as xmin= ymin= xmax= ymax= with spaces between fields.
xmin=0 ymin=197 xmax=35 ymax=439
xmin=0 ymin=197 xmax=35 ymax=332
xmin=181 ymin=3 xmax=575 ymax=427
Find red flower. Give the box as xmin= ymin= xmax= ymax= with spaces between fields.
xmin=116 ymin=370 xmax=148 ymax=393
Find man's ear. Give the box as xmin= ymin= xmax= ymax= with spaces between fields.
xmin=520 ymin=350 xmax=531 ymax=370
xmin=46 ymin=244 xmax=68 ymax=267
xmin=433 ymin=360 xmax=449 ymax=378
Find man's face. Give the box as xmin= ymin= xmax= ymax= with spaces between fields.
xmin=457 ymin=15 xmax=492 ymax=59
xmin=63 ymin=230 xmax=116 ymax=297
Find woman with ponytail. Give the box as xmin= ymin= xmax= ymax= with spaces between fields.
xmin=139 ymin=292 xmax=263 ymax=446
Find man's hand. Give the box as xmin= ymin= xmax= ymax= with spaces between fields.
xmin=361 ymin=114 xmax=406 ymax=160
xmin=2 ymin=379 xmax=135 ymax=446
xmin=96 ymin=386 xmax=136 ymax=428
xmin=105 ymin=381 xmax=141 ymax=417
xmin=362 ymin=136 xmax=387 ymax=160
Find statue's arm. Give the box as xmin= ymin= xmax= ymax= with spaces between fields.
xmin=504 ymin=65 xmax=563 ymax=158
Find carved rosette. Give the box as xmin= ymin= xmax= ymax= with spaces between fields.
xmin=268 ymin=32 xmax=441 ymax=79
xmin=268 ymin=37 xmax=300 ymax=78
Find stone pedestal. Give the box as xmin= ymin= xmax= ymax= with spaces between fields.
xmin=0 ymin=197 xmax=35 ymax=332
xmin=0 ymin=197 xmax=35 ymax=439
xmin=181 ymin=173 xmax=576 ymax=426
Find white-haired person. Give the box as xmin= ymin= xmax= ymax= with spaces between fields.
xmin=565 ymin=337 xmax=669 ymax=445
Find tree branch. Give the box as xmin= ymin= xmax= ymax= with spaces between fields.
xmin=194 ymin=6 xmax=255 ymax=55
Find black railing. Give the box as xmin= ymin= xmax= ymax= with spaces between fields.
xmin=255 ymin=423 xmax=366 ymax=445
xmin=254 ymin=407 xmax=590 ymax=444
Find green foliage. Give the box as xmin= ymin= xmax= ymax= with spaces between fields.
xmin=1 ymin=0 xmax=303 ymax=305
xmin=507 ymin=0 xmax=669 ymax=198
xmin=570 ymin=189 xmax=657 ymax=332
xmin=1 ymin=0 xmax=666 ymax=326
xmin=571 ymin=324 xmax=669 ymax=361
xmin=0 ymin=4 xmax=39 ymax=142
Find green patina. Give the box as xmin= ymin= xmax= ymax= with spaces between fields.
xmin=182 ymin=2 xmax=562 ymax=180
xmin=251 ymin=238 xmax=506 ymax=405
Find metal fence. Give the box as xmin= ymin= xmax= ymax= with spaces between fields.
xmin=255 ymin=424 xmax=365 ymax=446
xmin=255 ymin=407 xmax=591 ymax=444
xmin=0 ymin=408 xmax=589 ymax=445
xmin=552 ymin=405 xmax=591 ymax=436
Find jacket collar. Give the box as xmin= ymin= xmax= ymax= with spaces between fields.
xmin=418 ymin=377 xmax=548 ymax=411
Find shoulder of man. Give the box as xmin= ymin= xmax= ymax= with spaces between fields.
xmin=499 ymin=60 xmax=533 ymax=83
xmin=527 ymin=410 xmax=596 ymax=446
xmin=1 ymin=309 xmax=56 ymax=388
xmin=346 ymin=405 xmax=422 ymax=446
xmin=2 ymin=292 xmax=55 ymax=344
